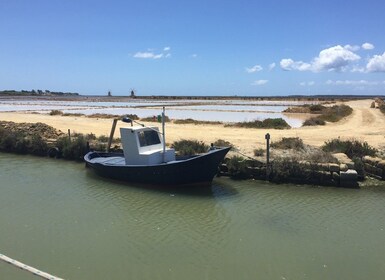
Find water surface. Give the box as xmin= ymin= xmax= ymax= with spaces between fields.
xmin=1 ymin=153 xmax=384 ymax=279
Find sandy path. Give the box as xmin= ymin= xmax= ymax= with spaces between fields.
xmin=1 ymin=99 xmax=384 ymax=156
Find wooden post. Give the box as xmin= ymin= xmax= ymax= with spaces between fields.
xmin=265 ymin=133 xmax=270 ymax=180
xmin=68 ymin=129 xmax=71 ymax=142
xmin=107 ymin=119 xmax=118 ymax=152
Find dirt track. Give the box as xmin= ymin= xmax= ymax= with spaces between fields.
xmin=1 ymin=99 xmax=384 ymax=156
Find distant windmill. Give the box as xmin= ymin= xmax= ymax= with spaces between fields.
xmin=108 ymin=90 xmax=112 ymax=97
xmin=130 ymin=88 xmax=136 ymax=98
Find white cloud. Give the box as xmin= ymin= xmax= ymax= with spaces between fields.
xmin=133 ymin=48 xmax=171 ymax=60
xmin=246 ymin=64 xmax=263 ymax=73
xmin=326 ymin=80 xmax=382 ymax=86
xmin=280 ymin=45 xmax=361 ymax=72
xmin=366 ymin=52 xmax=385 ymax=72
xmin=191 ymin=54 xmax=198 ymax=58
xmin=268 ymin=63 xmax=276 ymax=70
xmin=313 ymin=45 xmax=360 ymax=71
xmin=362 ymin=42 xmax=374 ymax=50
xmin=133 ymin=52 xmax=160 ymax=59
xmin=280 ymin=58 xmax=311 ymax=71
xmin=300 ymin=81 xmax=315 ymax=86
xmin=344 ymin=44 xmax=360 ymax=51
xmin=251 ymin=79 xmax=268 ymax=85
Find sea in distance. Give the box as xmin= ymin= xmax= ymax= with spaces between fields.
xmin=1 ymin=153 xmax=385 ymax=280
xmin=0 ymin=98 xmax=318 ymax=127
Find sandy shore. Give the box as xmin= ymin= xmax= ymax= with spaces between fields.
xmin=1 ymin=99 xmax=384 ymax=156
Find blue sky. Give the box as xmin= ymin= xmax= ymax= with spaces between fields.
xmin=1 ymin=0 xmax=385 ymax=96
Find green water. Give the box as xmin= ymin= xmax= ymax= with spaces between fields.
xmin=1 ymin=153 xmax=385 ymax=280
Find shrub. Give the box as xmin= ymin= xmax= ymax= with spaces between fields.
xmin=309 ymin=104 xmax=326 ymax=113
xmin=303 ymin=117 xmax=326 ymax=126
xmin=97 ymin=135 xmax=109 ymax=142
xmin=140 ymin=115 xmax=170 ymax=122
xmin=212 ymin=139 xmax=233 ymax=148
xmin=225 ymin=156 xmax=250 ymax=179
xmin=254 ymin=148 xmax=264 ymax=157
xmin=49 ymin=110 xmax=64 ymax=116
xmin=86 ymin=133 xmax=97 ymax=140
xmin=303 ymin=150 xmax=338 ymax=164
xmin=171 ymin=139 xmax=209 ymax=156
xmin=322 ymin=139 xmax=377 ymax=159
xmin=270 ymin=156 xmax=304 ymax=182
xmin=29 ymin=134 xmax=49 ymax=156
xmin=271 ymin=137 xmax=304 ymax=150
xmin=320 ymin=104 xmax=353 ymax=122
xmin=57 ymin=134 xmax=88 ymax=160
xmin=226 ymin=118 xmax=290 ymax=129
xmin=380 ymin=104 xmax=385 ymax=115
xmin=173 ymin=118 xmax=222 ymax=125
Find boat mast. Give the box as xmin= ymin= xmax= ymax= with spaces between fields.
xmin=162 ymin=106 xmax=166 ymax=163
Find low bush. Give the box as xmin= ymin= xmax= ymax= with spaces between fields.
xmin=173 ymin=118 xmax=222 ymax=125
xmin=320 ymin=104 xmax=353 ymax=122
xmin=140 ymin=115 xmax=170 ymax=122
xmin=254 ymin=148 xmax=264 ymax=156
xmin=309 ymin=104 xmax=326 ymax=113
xmin=56 ymin=135 xmax=88 ymax=160
xmin=97 ymin=135 xmax=110 ymax=142
xmin=171 ymin=139 xmax=209 ymax=156
xmin=322 ymin=139 xmax=377 ymax=159
xmin=270 ymin=156 xmax=304 ymax=182
xmin=271 ymin=137 xmax=304 ymax=150
xmin=380 ymin=104 xmax=385 ymax=115
xmin=226 ymin=118 xmax=290 ymax=129
xmin=225 ymin=156 xmax=250 ymax=179
xmin=303 ymin=117 xmax=326 ymax=126
xmin=49 ymin=110 xmax=64 ymax=116
xmin=0 ymin=128 xmax=49 ymax=156
xmin=62 ymin=113 xmax=84 ymax=117
xmin=212 ymin=139 xmax=233 ymax=148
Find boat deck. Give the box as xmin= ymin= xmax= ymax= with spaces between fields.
xmin=89 ymin=156 xmax=126 ymax=165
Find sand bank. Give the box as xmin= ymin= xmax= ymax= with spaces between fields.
xmin=1 ymin=99 xmax=384 ymax=157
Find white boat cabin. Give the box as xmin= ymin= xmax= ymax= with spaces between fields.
xmin=120 ymin=126 xmax=175 ymax=165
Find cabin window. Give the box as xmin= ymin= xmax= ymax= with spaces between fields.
xmin=138 ymin=130 xmax=161 ymax=147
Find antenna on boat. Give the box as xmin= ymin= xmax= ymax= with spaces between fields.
xmin=162 ymin=106 xmax=166 ymax=163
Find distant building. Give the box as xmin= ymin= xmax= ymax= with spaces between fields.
xmin=108 ymin=91 xmax=112 ymax=97
xmin=130 ymin=90 xmax=136 ymax=98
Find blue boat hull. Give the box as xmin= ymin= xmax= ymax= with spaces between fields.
xmin=84 ymin=147 xmax=230 ymax=186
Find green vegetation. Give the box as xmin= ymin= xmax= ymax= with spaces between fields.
xmin=226 ymin=118 xmax=290 ymax=129
xmin=270 ymin=156 xmax=303 ymax=182
xmin=254 ymin=148 xmax=264 ymax=156
xmin=303 ymin=104 xmax=353 ymax=126
xmin=140 ymin=115 xmax=171 ymax=122
xmin=380 ymin=104 xmax=385 ymax=115
xmin=173 ymin=118 xmax=222 ymax=125
xmin=56 ymin=135 xmax=88 ymax=160
xmin=322 ymin=139 xmax=377 ymax=159
xmin=171 ymin=139 xmax=209 ymax=156
xmin=271 ymin=137 xmax=304 ymax=150
xmin=62 ymin=113 xmax=84 ymax=117
xmin=212 ymin=139 xmax=233 ymax=148
xmin=0 ymin=128 xmax=48 ymax=156
xmin=225 ymin=156 xmax=250 ymax=179
xmin=302 ymin=117 xmax=326 ymax=126
xmin=0 ymin=89 xmax=79 ymax=96
xmin=49 ymin=110 xmax=64 ymax=116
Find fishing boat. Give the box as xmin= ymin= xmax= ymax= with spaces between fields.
xmin=84 ymin=108 xmax=230 ymax=186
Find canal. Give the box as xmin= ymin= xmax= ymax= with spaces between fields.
xmin=0 ymin=153 xmax=384 ymax=279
